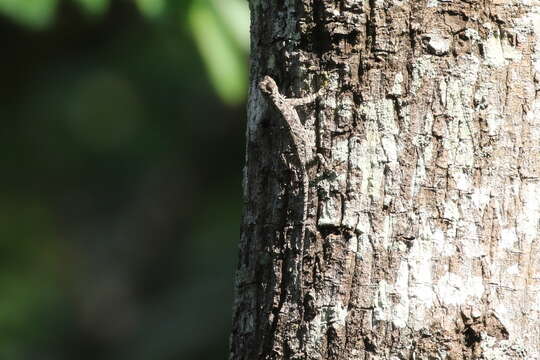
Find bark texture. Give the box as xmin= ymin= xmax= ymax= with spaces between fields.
xmin=232 ymin=1 xmax=540 ymax=359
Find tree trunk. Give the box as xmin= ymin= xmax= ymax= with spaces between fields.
xmin=231 ymin=1 xmax=540 ymax=359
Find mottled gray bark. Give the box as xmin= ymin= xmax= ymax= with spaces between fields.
xmin=232 ymin=1 xmax=540 ymax=359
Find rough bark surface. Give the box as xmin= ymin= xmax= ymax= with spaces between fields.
xmin=232 ymin=1 xmax=540 ymax=359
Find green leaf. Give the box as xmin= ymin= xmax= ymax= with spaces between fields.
xmin=211 ymin=0 xmax=249 ymax=52
xmin=72 ymin=0 xmax=109 ymax=16
xmin=0 ymin=0 xmax=58 ymax=29
xmin=188 ymin=0 xmax=247 ymax=105
xmin=135 ymin=0 xmax=165 ymax=19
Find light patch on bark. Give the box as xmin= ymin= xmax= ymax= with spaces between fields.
xmin=506 ymin=264 xmax=520 ymax=275
xmin=318 ymin=136 xmax=350 ymax=227
xmin=517 ymin=183 xmax=540 ymax=243
xmin=483 ymin=32 xmax=507 ymax=68
xmin=500 ymin=228 xmax=518 ymax=249
xmin=390 ymin=72 xmax=404 ymax=96
xmin=374 ymin=239 xmax=438 ymax=330
xmin=480 ymin=335 xmax=529 ymax=360
xmin=464 ymin=28 xmax=481 ymax=41
xmin=435 ymin=273 xmax=484 ymax=305
xmin=453 ymin=172 xmax=471 ymax=192
xmin=460 ymin=223 xmax=485 ymax=258
xmin=410 ymin=55 xmax=436 ymax=95
xmin=471 ymin=187 xmax=491 ymax=214
xmin=409 ymin=258 xmax=433 ymax=307
xmin=336 ymin=95 xmax=355 ymax=124
xmin=392 ymin=260 xmax=410 ymax=328
xmin=373 ymin=280 xmax=391 ymax=323
xmin=443 ymin=200 xmax=459 ymax=222
xmin=432 ymin=227 xmax=455 ymax=257
xmin=304 ymin=298 xmax=350 ymax=357
xmin=408 ymin=234 xmax=435 ymax=330
xmin=516 ymin=10 xmax=540 ymax=73
xmin=425 ymin=33 xmax=451 ymax=56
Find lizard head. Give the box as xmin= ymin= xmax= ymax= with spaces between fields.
xmin=259 ymin=76 xmax=279 ymax=97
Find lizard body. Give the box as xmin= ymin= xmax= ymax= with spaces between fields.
xmin=258 ymin=75 xmax=322 ymax=301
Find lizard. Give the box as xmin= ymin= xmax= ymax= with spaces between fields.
xmin=258 ymin=75 xmax=325 ymax=304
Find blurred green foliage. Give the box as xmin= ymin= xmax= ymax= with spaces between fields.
xmin=188 ymin=0 xmax=248 ymax=104
xmin=0 ymin=0 xmax=249 ymax=104
xmin=0 ymin=0 xmax=57 ymax=28
xmin=74 ymin=0 xmax=108 ymax=15
xmin=0 ymin=0 xmax=247 ymax=359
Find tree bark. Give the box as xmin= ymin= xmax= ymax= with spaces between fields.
xmin=232 ymin=1 xmax=540 ymax=359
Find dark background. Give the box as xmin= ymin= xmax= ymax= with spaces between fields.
xmin=0 ymin=0 xmax=246 ymax=358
